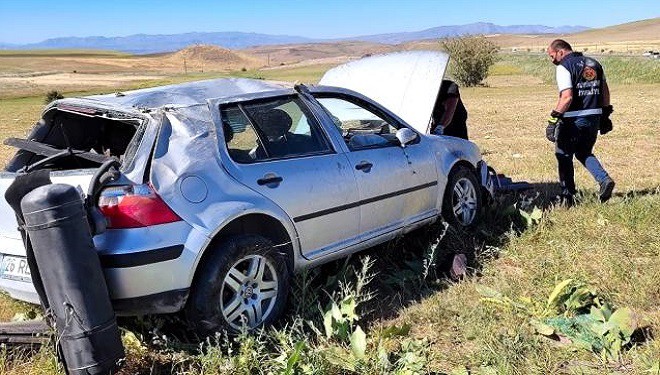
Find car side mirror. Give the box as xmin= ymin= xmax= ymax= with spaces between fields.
xmin=395 ymin=128 xmax=418 ymax=148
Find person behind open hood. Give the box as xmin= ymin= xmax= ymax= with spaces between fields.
xmin=430 ymin=80 xmax=468 ymax=140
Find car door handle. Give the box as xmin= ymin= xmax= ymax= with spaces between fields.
xmin=257 ymin=175 xmax=283 ymax=186
xmin=355 ymin=161 xmax=373 ymax=171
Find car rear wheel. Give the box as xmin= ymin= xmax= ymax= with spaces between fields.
xmin=186 ymin=234 xmax=289 ymax=335
xmin=442 ymin=166 xmax=483 ymax=228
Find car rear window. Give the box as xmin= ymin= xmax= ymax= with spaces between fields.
xmin=220 ymin=97 xmax=332 ymax=163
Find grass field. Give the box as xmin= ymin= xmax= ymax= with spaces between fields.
xmin=0 ymin=54 xmax=659 ymax=374
xmin=491 ymin=54 xmax=660 ymax=85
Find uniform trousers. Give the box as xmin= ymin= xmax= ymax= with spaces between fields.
xmin=554 ymin=115 xmax=610 ymax=195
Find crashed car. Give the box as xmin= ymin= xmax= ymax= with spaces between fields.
xmin=0 ymin=51 xmax=493 ymax=333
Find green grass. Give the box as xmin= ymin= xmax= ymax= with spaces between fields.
xmin=0 ymin=96 xmax=46 ymax=164
xmin=0 ymin=59 xmax=658 ymax=374
xmin=395 ymin=192 xmax=660 ymax=374
xmin=231 ymin=64 xmax=336 ymax=84
xmin=4 ymin=192 xmax=657 ymax=374
xmin=492 ymin=53 xmax=660 ymax=84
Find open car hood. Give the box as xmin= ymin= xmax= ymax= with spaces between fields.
xmin=319 ymin=51 xmax=449 ymax=134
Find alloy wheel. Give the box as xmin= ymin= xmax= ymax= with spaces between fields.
xmin=452 ymin=177 xmax=478 ymax=226
xmin=220 ymin=254 xmax=279 ymax=330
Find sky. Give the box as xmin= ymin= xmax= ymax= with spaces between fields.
xmin=0 ymin=0 xmax=658 ymax=44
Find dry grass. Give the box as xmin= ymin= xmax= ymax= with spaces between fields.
xmin=0 ymin=54 xmax=659 ymax=374
xmin=462 ymin=82 xmax=660 ymax=192
xmin=0 ymin=46 xmax=266 ymax=99
xmin=243 ymin=41 xmax=397 ymax=66
xmin=0 ymin=97 xmax=45 ymax=164
xmin=0 ymin=73 xmax=168 ymax=99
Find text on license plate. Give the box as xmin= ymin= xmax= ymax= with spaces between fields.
xmin=0 ymin=255 xmax=32 ymax=282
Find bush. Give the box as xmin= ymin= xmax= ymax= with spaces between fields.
xmin=44 ymin=90 xmax=64 ymax=104
xmin=441 ymin=35 xmax=499 ymax=87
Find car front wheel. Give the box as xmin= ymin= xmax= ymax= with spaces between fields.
xmin=442 ymin=165 xmax=483 ymax=228
xmin=186 ymin=234 xmax=290 ymax=335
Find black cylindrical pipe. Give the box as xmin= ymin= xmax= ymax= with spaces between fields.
xmin=21 ymin=184 xmax=124 ymax=375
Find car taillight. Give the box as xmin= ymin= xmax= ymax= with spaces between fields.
xmin=98 ymin=184 xmax=181 ymax=229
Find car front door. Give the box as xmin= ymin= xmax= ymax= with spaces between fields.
xmin=314 ymin=94 xmax=439 ymax=237
xmin=217 ymin=95 xmax=360 ymax=258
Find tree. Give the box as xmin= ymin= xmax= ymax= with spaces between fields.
xmin=441 ymin=35 xmax=499 ymax=87
xmin=44 ymin=90 xmax=64 ymax=104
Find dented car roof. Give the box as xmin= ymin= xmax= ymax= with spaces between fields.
xmin=64 ymin=78 xmax=292 ymax=110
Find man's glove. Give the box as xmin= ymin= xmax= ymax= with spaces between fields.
xmin=600 ymin=105 xmax=613 ymax=135
xmin=546 ymin=110 xmax=563 ymax=143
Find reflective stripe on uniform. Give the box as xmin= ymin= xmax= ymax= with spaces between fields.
xmin=564 ymin=108 xmax=603 ymax=118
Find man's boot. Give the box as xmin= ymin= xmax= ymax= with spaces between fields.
xmin=556 ymin=186 xmax=576 ymax=207
xmin=559 ymin=193 xmax=575 ymax=207
xmin=599 ymin=177 xmax=615 ymax=202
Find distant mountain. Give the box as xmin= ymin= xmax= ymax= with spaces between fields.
xmin=3 ymin=23 xmax=590 ymax=54
xmin=0 ymin=42 xmax=18 ymax=50
xmin=20 ymin=32 xmax=314 ymax=54
xmin=348 ymin=22 xmax=590 ymax=44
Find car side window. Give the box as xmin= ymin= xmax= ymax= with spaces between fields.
xmin=316 ymin=97 xmax=401 ymax=150
xmin=221 ymin=97 xmax=331 ymax=163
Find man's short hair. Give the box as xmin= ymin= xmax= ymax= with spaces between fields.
xmin=549 ymin=39 xmax=573 ymax=51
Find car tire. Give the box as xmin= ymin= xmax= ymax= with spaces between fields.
xmin=185 ymin=234 xmax=290 ymax=336
xmin=442 ymin=165 xmax=483 ymax=228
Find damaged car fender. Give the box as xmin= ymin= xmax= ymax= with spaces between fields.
xmin=427 ymin=135 xmax=484 ymax=207
xmin=149 ymin=109 xmax=301 ymax=280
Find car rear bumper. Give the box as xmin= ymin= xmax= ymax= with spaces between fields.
xmin=0 ymin=221 xmax=202 ymax=315
xmin=112 ymin=288 xmax=189 ymax=316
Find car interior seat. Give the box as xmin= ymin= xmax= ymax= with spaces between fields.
xmin=254 ymin=109 xmax=292 ymax=142
xmin=250 ymin=108 xmax=294 ymax=158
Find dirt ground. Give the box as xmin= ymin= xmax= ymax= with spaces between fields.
xmin=0 ymin=46 xmax=266 ymax=98
xmin=0 ymin=72 xmax=166 ymax=98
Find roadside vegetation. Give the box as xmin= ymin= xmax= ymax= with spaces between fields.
xmin=0 ymin=49 xmax=658 ymax=374
xmin=492 ymin=54 xmax=660 ymax=85
xmin=441 ymin=35 xmax=499 ymax=87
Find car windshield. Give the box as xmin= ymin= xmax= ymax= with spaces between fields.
xmin=316 ymin=97 xmax=401 ymax=150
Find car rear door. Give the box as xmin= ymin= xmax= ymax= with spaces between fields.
xmin=215 ymin=95 xmax=360 ymax=258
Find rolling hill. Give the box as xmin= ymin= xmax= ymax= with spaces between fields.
xmin=345 ymin=22 xmax=589 ymax=44
xmin=15 ymin=32 xmax=313 ymax=54
xmin=242 ymin=41 xmax=398 ymax=66
xmin=2 ymin=23 xmax=591 ymax=54
xmin=404 ymin=17 xmax=660 ymax=53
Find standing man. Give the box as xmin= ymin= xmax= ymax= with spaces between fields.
xmin=545 ymin=39 xmax=615 ymax=204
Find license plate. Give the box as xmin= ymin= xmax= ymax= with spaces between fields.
xmin=0 ymin=255 xmax=32 ymax=282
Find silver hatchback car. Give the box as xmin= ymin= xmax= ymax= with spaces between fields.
xmin=0 ymin=52 xmax=493 ymax=333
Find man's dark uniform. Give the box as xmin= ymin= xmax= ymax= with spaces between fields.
xmin=553 ymin=52 xmax=613 ymax=200
xmin=431 ymin=80 xmax=468 ymax=140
